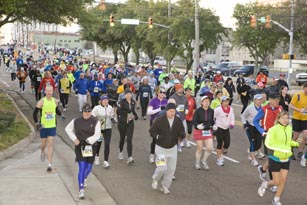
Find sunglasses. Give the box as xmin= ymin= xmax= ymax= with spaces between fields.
xmin=83 ymin=110 xmax=92 ymax=113
xmin=159 ymin=91 xmax=166 ymax=94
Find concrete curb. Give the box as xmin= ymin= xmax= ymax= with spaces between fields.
xmin=0 ymin=91 xmax=36 ymax=161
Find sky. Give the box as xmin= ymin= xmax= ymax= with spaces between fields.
xmin=58 ymin=0 xmax=255 ymax=32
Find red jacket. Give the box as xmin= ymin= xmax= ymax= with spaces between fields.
xmin=261 ymin=104 xmax=283 ymax=131
xmin=38 ymin=77 xmax=56 ymax=92
xmin=185 ymin=96 xmax=196 ymax=121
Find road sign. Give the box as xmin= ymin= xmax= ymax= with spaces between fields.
xmin=121 ymin=19 xmax=139 ymax=25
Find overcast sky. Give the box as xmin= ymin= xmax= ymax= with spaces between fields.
xmin=59 ymin=0 xmax=255 ymax=32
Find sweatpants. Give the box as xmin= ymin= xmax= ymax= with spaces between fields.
xmin=78 ymin=94 xmax=87 ymax=112
xmin=152 ymin=145 xmax=177 ymax=190
xmin=60 ymin=93 xmax=69 ymax=108
xmin=91 ymin=96 xmax=100 ymax=109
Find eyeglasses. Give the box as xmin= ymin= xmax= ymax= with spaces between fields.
xmin=159 ymin=91 xmax=166 ymax=94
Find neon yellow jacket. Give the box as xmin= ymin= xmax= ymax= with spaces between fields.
xmin=265 ymin=123 xmax=299 ymax=162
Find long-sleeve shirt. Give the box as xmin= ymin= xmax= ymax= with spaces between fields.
xmin=214 ymin=106 xmax=235 ymax=130
xmin=91 ymin=104 xmax=114 ymax=130
xmin=241 ymin=103 xmax=261 ymax=127
xmin=74 ymin=78 xmax=88 ymax=95
xmin=88 ymin=80 xmax=103 ymax=97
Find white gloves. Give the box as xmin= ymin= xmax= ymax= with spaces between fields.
xmin=197 ymin=123 xmax=205 ymax=130
xmin=212 ymin=125 xmax=218 ymax=131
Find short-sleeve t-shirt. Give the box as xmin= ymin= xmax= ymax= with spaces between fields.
xmin=290 ymin=91 xmax=307 ymax=120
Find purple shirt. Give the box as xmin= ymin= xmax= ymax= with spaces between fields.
xmin=148 ymin=97 xmax=168 ymax=122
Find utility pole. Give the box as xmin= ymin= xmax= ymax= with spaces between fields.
xmin=288 ymin=0 xmax=294 ymax=88
xmin=194 ymin=0 xmax=200 ymax=75
xmin=167 ymin=0 xmax=171 ymax=73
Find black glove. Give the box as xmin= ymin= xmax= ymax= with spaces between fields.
xmin=35 ymin=123 xmax=41 ymax=130
xmin=160 ymin=106 xmax=166 ymax=110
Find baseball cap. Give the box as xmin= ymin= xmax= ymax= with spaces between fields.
xmin=100 ymin=95 xmax=109 ymax=101
xmin=216 ymin=71 xmax=221 ymax=74
xmin=254 ymin=94 xmax=263 ymax=100
xmin=82 ymin=104 xmax=92 ymax=112
xmin=221 ymin=96 xmax=230 ymax=101
xmin=175 ymin=84 xmax=184 ymax=91
xmin=268 ymin=92 xmax=280 ymax=99
xmin=201 ymin=96 xmax=210 ymax=102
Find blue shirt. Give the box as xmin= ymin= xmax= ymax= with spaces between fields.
xmin=88 ymin=80 xmax=103 ymax=97
xmin=75 ymin=78 xmax=88 ymax=95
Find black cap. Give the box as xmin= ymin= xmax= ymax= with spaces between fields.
xmin=268 ymin=92 xmax=280 ymax=99
xmin=82 ymin=103 xmax=92 ymax=112
xmin=166 ymin=103 xmax=176 ymax=111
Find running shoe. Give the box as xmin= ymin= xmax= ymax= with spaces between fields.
xmin=300 ymin=155 xmax=306 ymax=167
xmin=202 ymin=160 xmax=210 ymax=170
xmin=143 ymin=116 xmax=146 ymax=120
xmin=63 ymin=108 xmax=67 ymax=112
xmin=297 ymin=151 xmax=303 ymax=159
xmin=251 ymin=159 xmax=259 ymax=167
xmin=160 ymin=187 xmax=170 ymax=194
xmin=113 ymin=118 xmax=118 ymax=123
xmin=103 ymin=161 xmax=110 ymax=169
xmin=177 ymin=146 xmax=182 ymax=153
xmin=94 ymin=156 xmax=100 ymax=166
xmin=195 ymin=162 xmax=201 ymax=170
xmin=79 ymin=189 xmax=85 ymax=199
xmin=152 ymin=179 xmax=158 ymax=190
xmin=47 ymin=166 xmax=52 ymax=172
xmin=257 ymin=180 xmax=268 ymax=197
xmin=149 ymin=154 xmax=155 ymax=164
xmin=180 ymin=141 xmax=185 ymax=148
xmin=172 ymin=176 xmax=176 ymax=180
xmin=127 ymin=157 xmax=134 ymax=165
xmin=186 ymin=140 xmax=191 ymax=148
xmin=40 ymin=153 xmax=45 ymax=162
xmin=257 ymin=165 xmax=266 ymax=181
xmin=257 ymin=153 xmax=265 ymax=159
xmin=270 ymin=186 xmax=278 ymax=193
xmin=216 ymin=158 xmax=224 ymax=166
xmin=272 ymin=200 xmax=282 ymax=205
xmin=118 ymin=152 xmax=124 ymax=160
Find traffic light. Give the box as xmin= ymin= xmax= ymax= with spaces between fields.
xmin=250 ymin=15 xmax=257 ymax=28
xmin=148 ymin=17 xmax=153 ymax=29
xmin=109 ymin=15 xmax=114 ymax=27
xmin=265 ymin=15 xmax=271 ymax=29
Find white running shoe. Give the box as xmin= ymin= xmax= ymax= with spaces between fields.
xmin=79 ymin=189 xmax=85 ymax=199
xmin=270 ymin=186 xmax=278 ymax=193
xmin=127 ymin=157 xmax=134 ymax=165
xmin=118 ymin=152 xmax=124 ymax=160
xmin=257 ymin=180 xmax=268 ymax=197
xmin=300 ymin=155 xmax=306 ymax=167
xmin=177 ymin=146 xmax=182 ymax=152
xmin=257 ymin=153 xmax=265 ymax=159
xmin=94 ymin=156 xmax=100 ymax=166
xmin=251 ymin=159 xmax=259 ymax=167
xmin=149 ymin=154 xmax=155 ymax=164
xmin=272 ymin=200 xmax=282 ymax=205
xmin=160 ymin=187 xmax=170 ymax=194
xmin=257 ymin=165 xmax=266 ymax=181
xmin=152 ymin=179 xmax=158 ymax=190
xmin=103 ymin=161 xmax=110 ymax=169
xmin=195 ymin=162 xmax=201 ymax=170
xmin=202 ymin=160 xmax=210 ymax=170
xmin=63 ymin=108 xmax=67 ymax=112
xmin=216 ymin=158 xmax=224 ymax=166
xmin=180 ymin=141 xmax=185 ymax=148
xmin=186 ymin=140 xmax=191 ymax=148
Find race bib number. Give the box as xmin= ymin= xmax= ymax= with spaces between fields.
xmin=45 ymin=112 xmax=55 ymax=120
xmin=81 ymin=145 xmax=93 ymax=157
xmin=177 ymin=104 xmax=185 ymax=112
xmin=94 ymin=87 xmax=99 ymax=93
xmin=60 ymin=88 xmax=64 ymax=93
xmin=241 ymin=91 xmax=247 ymax=96
xmin=156 ymin=155 xmax=166 ymax=167
xmin=37 ymin=77 xmax=41 ymax=82
xmin=143 ymin=92 xmax=149 ymax=98
xmin=202 ymin=130 xmax=211 ymax=137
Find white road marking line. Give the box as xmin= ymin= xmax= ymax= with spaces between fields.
xmin=0 ymin=79 xmax=10 ymax=87
xmin=187 ymin=140 xmax=240 ymax=164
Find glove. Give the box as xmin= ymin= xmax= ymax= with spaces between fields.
xmin=196 ymin=123 xmax=205 ymax=130
xmin=160 ymin=106 xmax=166 ymax=110
xmin=212 ymin=125 xmax=218 ymax=131
xmin=229 ymin=124 xmax=234 ymax=129
xmin=35 ymin=123 xmax=41 ymax=130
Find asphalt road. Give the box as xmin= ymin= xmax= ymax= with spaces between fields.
xmin=0 ymin=66 xmax=307 ymax=205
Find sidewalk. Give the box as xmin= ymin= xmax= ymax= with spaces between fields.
xmin=0 ymin=69 xmax=117 ymax=205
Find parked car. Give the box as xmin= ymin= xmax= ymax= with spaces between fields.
xmin=214 ymin=62 xmax=241 ymax=76
xmin=296 ymin=70 xmax=307 ymax=86
xmin=203 ymin=63 xmax=217 ymax=71
xmin=233 ymin=64 xmax=269 ymax=77
xmin=233 ymin=64 xmax=255 ymax=77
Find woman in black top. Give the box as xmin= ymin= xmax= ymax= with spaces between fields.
xmin=117 ymin=89 xmax=138 ymax=164
xmin=279 ymin=86 xmax=292 ymax=112
xmin=224 ymin=77 xmax=236 ymax=105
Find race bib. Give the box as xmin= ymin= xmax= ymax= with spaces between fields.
xmin=45 ymin=112 xmax=55 ymax=120
xmin=143 ymin=92 xmax=149 ymax=98
xmin=93 ymin=87 xmax=99 ymax=93
xmin=241 ymin=91 xmax=247 ymax=96
xmin=46 ymin=82 xmax=51 ymax=86
xmin=177 ymin=104 xmax=185 ymax=112
xmin=81 ymin=145 xmax=93 ymax=157
xmin=21 ymin=73 xmax=25 ymax=77
xmin=156 ymin=155 xmax=166 ymax=167
xmin=202 ymin=130 xmax=211 ymax=137
xmin=60 ymin=88 xmax=64 ymax=93
xmin=37 ymin=77 xmax=41 ymax=82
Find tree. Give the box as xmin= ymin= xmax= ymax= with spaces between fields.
xmin=232 ymin=2 xmax=284 ymax=72
xmin=0 ymin=0 xmax=93 ymax=28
